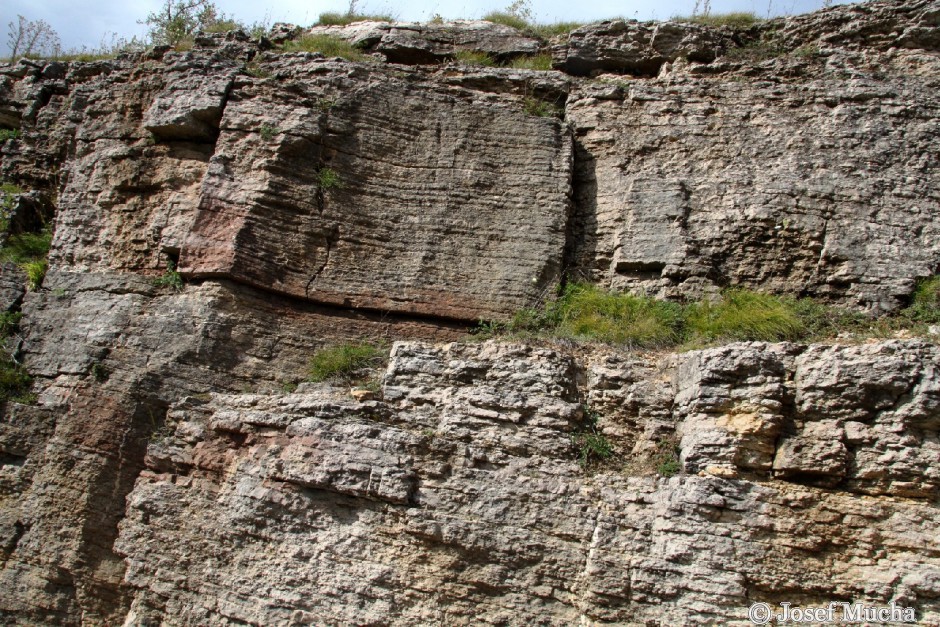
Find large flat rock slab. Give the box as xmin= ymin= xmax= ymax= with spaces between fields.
xmin=178 ymin=59 xmax=572 ymax=321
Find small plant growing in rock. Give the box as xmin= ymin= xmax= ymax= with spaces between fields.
xmin=316 ymin=167 xmax=342 ymax=190
xmin=153 ymin=260 xmax=183 ymax=291
xmin=0 ymin=129 xmax=20 ymax=144
xmin=280 ymin=34 xmax=369 ymax=62
xmin=90 ymin=362 xmax=109 ymax=382
xmin=259 ymin=123 xmax=279 ymax=141
xmin=653 ymin=437 xmax=682 ymax=477
xmin=573 ymin=404 xmax=615 ymax=468
xmin=244 ymin=62 xmax=270 ymax=78
xmin=509 ymin=54 xmax=552 ymax=71
xmin=454 ymin=50 xmax=495 ymax=67
xmin=1 ymin=229 xmax=52 ymax=291
xmin=523 ymin=97 xmax=561 ymax=118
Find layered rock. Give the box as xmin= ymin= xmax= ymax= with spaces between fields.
xmin=112 ymin=340 xmax=940 ymax=624
xmin=179 ymin=56 xmax=571 ymax=321
xmin=0 ymin=0 xmax=938 ymax=623
xmin=303 ymin=20 xmax=542 ymax=64
xmin=565 ymin=47 xmax=940 ymax=311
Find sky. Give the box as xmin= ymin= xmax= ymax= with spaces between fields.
xmin=3 ymin=0 xmax=854 ymax=52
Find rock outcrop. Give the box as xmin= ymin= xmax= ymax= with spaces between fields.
xmin=0 ymin=0 xmax=938 ymax=624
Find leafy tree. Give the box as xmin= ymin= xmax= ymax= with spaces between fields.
xmin=6 ymin=15 xmax=61 ymax=60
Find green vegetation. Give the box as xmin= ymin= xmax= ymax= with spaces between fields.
xmin=904 ymin=276 xmax=940 ymax=323
xmin=653 ymin=438 xmax=682 ymax=477
xmin=1 ymin=230 xmax=52 ymax=290
xmin=259 ymin=122 xmax=279 ymax=141
xmin=308 ymin=342 xmax=386 ymax=383
xmin=90 ymin=362 xmax=109 ymax=382
xmin=316 ymin=11 xmax=394 ymax=26
xmin=530 ymin=22 xmax=585 ymax=38
xmin=673 ymin=12 xmax=762 ymax=28
xmin=280 ymin=34 xmax=368 ymax=61
xmin=316 ymin=167 xmax=342 ymax=190
xmin=0 ymin=311 xmax=32 ymax=404
xmin=153 ymin=260 xmax=183 ymax=291
xmin=685 ymin=288 xmax=804 ymax=343
xmin=454 ymin=50 xmax=495 ymax=67
xmin=488 ymin=279 xmax=940 ymax=349
xmin=509 ymin=54 xmax=552 ymax=70
xmin=0 ymin=129 xmax=20 ymax=143
xmin=522 ymin=97 xmax=561 ymax=117
xmin=202 ymin=19 xmax=241 ymax=33
xmin=573 ymin=405 xmax=614 ymax=468
xmin=482 ymin=11 xmax=530 ymax=31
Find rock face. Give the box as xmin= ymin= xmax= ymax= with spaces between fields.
xmin=304 ymin=20 xmax=543 ymax=64
xmin=0 ymin=0 xmax=938 ymax=624
xmin=112 ymin=341 xmax=940 ymax=624
xmin=179 ymin=57 xmax=571 ymax=320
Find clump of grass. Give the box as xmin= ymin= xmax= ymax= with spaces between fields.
xmin=482 ymin=11 xmax=530 ymax=31
xmin=530 ymin=22 xmax=585 ymax=38
xmin=1 ymin=229 xmax=52 ymax=290
xmin=904 ymin=276 xmax=940 ymax=323
xmin=574 ymin=432 xmax=614 ymax=467
xmin=685 ymin=288 xmax=805 ymax=343
xmin=153 ymin=260 xmax=183 ymax=291
xmin=316 ymin=167 xmax=342 ymax=190
xmin=203 ymin=20 xmax=241 ymax=33
xmin=0 ymin=129 xmax=20 ymax=143
xmin=23 ymin=260 xmax=47 ymax=290
xmin=281 ymin=35 xmax=368 ymax=61
xmin=308 ymin=342 xmax=386 ymax=383
xmin=0 ymin=230 xmax=51 ymax=262
xmin=673 ymin=12 xmax=762 ymax=28
xmin=454 ymin=49 xmax=495 ymax=67
xmin=509 ymin=54 xmax=552 ymax=70
xmin=553 ymin=283 xmax=684 ymax=347
xmin=316 ymin=12 xmax=394 ymax=26
xmin=523 ymin=97 xmax=561 ymax=117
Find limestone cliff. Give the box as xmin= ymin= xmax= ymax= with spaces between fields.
xmin=0 ymin=0 xmax=938 ymax=624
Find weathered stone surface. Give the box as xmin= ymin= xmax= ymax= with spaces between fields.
xmin=553 ymin=19 xmax=731 ymax=76
xmin=566 ymin=49 xmax=940 ymax=311
xmin=178 ymin=57 xmax=571 ymax=321
xmin=304 ymin=20 xmax=542 ymax=64
xmin=109 ymin=340 xmax=940 ymax=625
xmin=0 ymin=0 xmax=939 ymax=623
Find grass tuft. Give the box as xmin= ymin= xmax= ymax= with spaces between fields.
xmin=685 ymin=288 xmax=805 ymax=343
xmin=0 ymin=129 xmax=20 ymax=143
xmin=672 ymin=12 xmax=762 ymax=28
xmin=1 ymin=229 xmax=52 ymax=290
xmin=553 ymin=283 xmax=684 ymax=347
xmin=316 ymin=167 xmax=342 ymax=190
xmin=530 ymin=22 xmax=585 ymax=38
xmin=509 ymin=54 xmax=552 ymax=70
xmin=482 ymin=11 xmax=529 ymax=31
xmin=308 ymin=342 xmax=386 ymax=383
xmin=281 ymin=35 xmax=368 ymax=61
xmin=316 ymin=12 xmax=395 ymax=26
xmin=454 ymin=50 xmax=495 ymax=67
xmin=905 ymin=276 xmax=940 ymax=323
